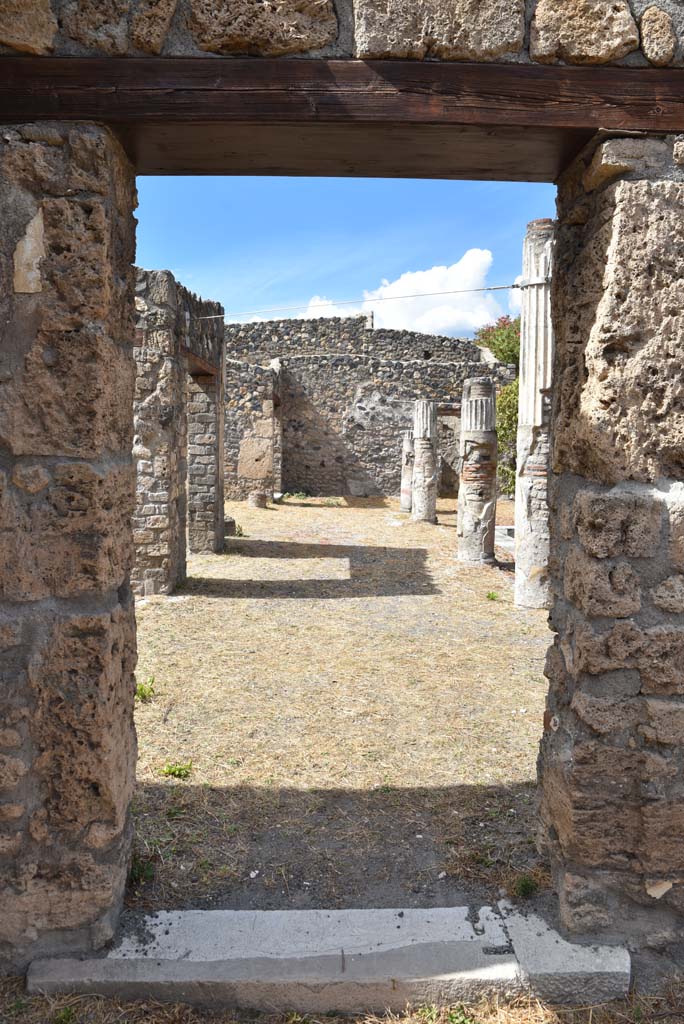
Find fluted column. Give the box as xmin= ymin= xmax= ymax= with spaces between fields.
xmin=515 ymin=218 xmax=554 ymax=608
xmin=457 ymin=377 xmax=497 ymax=563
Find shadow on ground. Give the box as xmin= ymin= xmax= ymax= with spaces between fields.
xmin=181 ymin=538 xmax=439 ymax=599
xmin=127 ymin=781 xmax=549 ymax=913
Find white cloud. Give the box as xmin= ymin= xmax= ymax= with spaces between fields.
xmin=508 ymin=274 xmax=524 ymax=315
xmin=296 ymin=249 xmax=507 ymax=337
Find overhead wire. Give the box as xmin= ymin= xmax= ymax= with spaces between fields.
xmin=189 ymin=279 xmax=547 ymax=322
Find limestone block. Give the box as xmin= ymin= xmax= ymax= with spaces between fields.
xmin=1 ymin=852 xmax=127 ymax=953
xmin=541 ymin=744 xmax=643 ymax=868
xmin=354 ymin=0 xmax=525 ymax=60
xmin=583 ymin=138 xmax=672 ymax=192
xmin=61 ymin=0 xmax=130 ymax=55
xmin=0 ymin=464 xmax=135 ymax=600
xmin=132 ymin=0 xmax=178 ymax=53
xmin=643 ymin=699 xmax=684 ymax=745
xmin=531 ymin=0 xmax=638 ymax=64
xmin=0 ymin=754 xmax=28 ymax=793
xmin=553 ymin=178 xmax=684 ymax=484
xmin=0 ymin=0 xmax=57 ymax=54
xmin=573 ymin=490 xmax=664 ymax=559
xmin=0 ymin=329 xmax=136 ymax=458
xmin=189 ymin=0 xmax=337 ymax=55
xmin=576 ymin=621 xmax=684 ymax=694
xmin=641 ymin=803 xmax=684 ymax=872
xmin=30 ymin=604 xmax=137 ymax=837
xmin=652 ymin=574 xmax=684 ymax=613
xmin=11 ymin=464 xmax=50 ymax=494
xmin=640 ymin=6 xmax=676 ymax=66
xmin=238 ymin=435 xmax=274 ymax=481
xmin=564 ymin=547 xmax=641 ymax=618
xmin=670 ymin=504 xmax=684 ymax=570
xmin=570 ymin=691 xmax=641 ymax=735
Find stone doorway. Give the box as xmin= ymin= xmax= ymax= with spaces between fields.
xmin=2 ymin=117 xmax=684 ymax=981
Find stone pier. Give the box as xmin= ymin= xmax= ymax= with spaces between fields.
xmin=0 ymin=123 xmax=138 ymax=970
xmin=400 ymin=430 xmax=414 ymax=512
xmin=132 ymin=271 xmax=225 ymax=591
xmin=457 ymin=378 xmax=497 ymax=564
xmin=515 ymin=219 xmax=555 ymax=609
xmin=411 ymin=400 xmax=437 ymax=523
xmin=187 ymin=371 xmax=225 ymax=554
xmin=540 ymin=135 xmax=684 ymax=945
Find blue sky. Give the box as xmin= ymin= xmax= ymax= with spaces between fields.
xmin=136 ymin=177 xmax=556 ymax=336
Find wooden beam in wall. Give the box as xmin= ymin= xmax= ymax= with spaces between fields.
xmin=1 ymin=58 xmax=682 ymax=180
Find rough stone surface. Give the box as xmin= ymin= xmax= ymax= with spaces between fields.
xmin=0 ymin=0 xmax=57 ymax=54
xmin=540 ymin=135 xmax=684 ymax=947
xmin=0 ymin=122 xmax=137 ymax=971
xmin=553 ymin=142 xmax=684 ymax=485
xmin=640 ymin=6 xmax=677 ymax=66
xmin=61 ymin=0 xmax=131 ymax=55
xmin=354 ymin=0 xmax=525 ymax=61
xmin=531 ymin=0 xmax=639 ymax=64
xmin=189 ymin=0 xmax=337 ymax=55
xmin=224 ymin=317 xmax=513 ymax=499
xmin=131 ymin=0 xmax=179 ymax=53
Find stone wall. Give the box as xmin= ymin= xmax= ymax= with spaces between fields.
xmin=0 ymin=122 xmax=138 ymax=970
xmin=540 ymin=133 xmax=684 ymax=945
xmin=132 ymin=269 xmax=223 ymax=594
xmin=2 ymin=1 xmax=682 ymax=67
xmin=224 ymin=358 xmax=282 ymax=499
xmin=224 ymin=318 xmax=514 ymax=498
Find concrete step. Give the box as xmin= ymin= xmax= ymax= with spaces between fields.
xmin=27 ymin=905 xmax=630 ymax=1013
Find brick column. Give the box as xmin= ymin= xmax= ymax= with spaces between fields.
xmin=187 ymin=370 xmax=225 ymax=553
xmin=0 ymin=123 xmax=137 ymax=969
xmin=540 ymin=135 xmax=684 ymax=946
xmin=132 ymin=270 xmax=187 ymax=596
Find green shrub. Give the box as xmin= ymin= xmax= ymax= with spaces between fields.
xmin=475 ymin=314 xmax=520 ymax=369
xmin=161 ymin=761 xmax=192 ymax=780
xmin=496 ymin=377 xmax=518 ymax=498
xmin=134 ymin=675 xmax=155 ymax=704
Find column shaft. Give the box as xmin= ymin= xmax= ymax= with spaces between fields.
xmin=515 ymin=218 xmax=554 ymax=609
xmin=457 ymin=377 xmax=497 ymax=563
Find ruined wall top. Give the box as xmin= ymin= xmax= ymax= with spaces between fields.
xmin=135 ymin=267 xmax=223 ymax=370
xmin=1 ymin=1 xmax=682 ymax=67
xmin=225 ymin=315 xmax=492 ymax=367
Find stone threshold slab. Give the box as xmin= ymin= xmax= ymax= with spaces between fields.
xmin=27 ymin=905 xmax=630 ymax=1012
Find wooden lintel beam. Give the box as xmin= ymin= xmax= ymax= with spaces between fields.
xmin=183 ymin=348 xmax=219 ymax=377
xmin=0 ymin=57 xmax=683 ymax=133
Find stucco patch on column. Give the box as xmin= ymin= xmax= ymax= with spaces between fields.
xmin=515 ymin=218 xmax=554 ymax=609
xmin=0 ymin=122 xmax=137 ymax=970
xmin=540 ymin=133 xmax=684 ymax=946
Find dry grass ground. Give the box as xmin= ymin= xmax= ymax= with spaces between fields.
xmin=127 ymin=496 xmax=549 ymax=912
